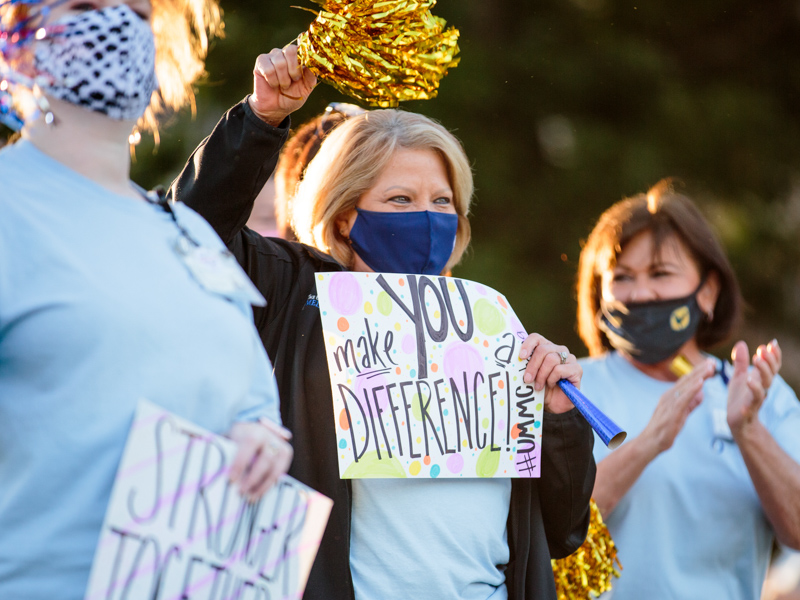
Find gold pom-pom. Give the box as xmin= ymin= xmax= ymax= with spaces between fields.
xmin=296 ymin=0 xmax=460 ymax=107
xmin=552 ymin=500 xmax=622 ymax=599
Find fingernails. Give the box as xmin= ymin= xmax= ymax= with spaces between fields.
xmin=523 ymin=373 xmax=532 ymax=384
xmin=534 ymin=382 xmax=543 ymax=391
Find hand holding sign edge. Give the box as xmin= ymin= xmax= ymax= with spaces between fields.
xmin=227 ymin=420 xmax=293 ymax=502
xmin=519 ymin=333 xmax=580 ymax=414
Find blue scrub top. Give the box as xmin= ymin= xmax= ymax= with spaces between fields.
xmin=0 ymin=140 xmax=280 ymax=599
xmin=582 ymin=351 xmax=800 ymax=600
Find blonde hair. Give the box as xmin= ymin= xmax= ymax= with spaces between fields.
xmin=292 ymin=109 xmax=474 ymax=272
xmin=143 ymin=0 xmax=222 ymax=133
xmin=1 ymin=0 xmax=222 ymax=133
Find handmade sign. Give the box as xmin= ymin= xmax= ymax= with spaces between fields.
xmin=316 ymin=272 xmax=545 ymax=479
xmin=83 ymin=400 xmax=332 ymax=600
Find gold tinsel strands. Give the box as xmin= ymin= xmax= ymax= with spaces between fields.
xmin=552 ymin=500 xmax=622 ymax=599
xmin=296 ymin=0 xmax=460 ymax=107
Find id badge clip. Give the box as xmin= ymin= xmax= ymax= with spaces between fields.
xmin=174 ymin=237 xmax=265 ymax=307
xmin=712 ymin=407 xmax=734 ymax=442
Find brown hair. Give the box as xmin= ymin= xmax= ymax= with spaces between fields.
xmin=273 ymin=111 xmax=349 ymax=240
xmin=292 ymin=109 xmax=473 ymax=272
xmin=576 ymin=179 xmax=742 ymax=356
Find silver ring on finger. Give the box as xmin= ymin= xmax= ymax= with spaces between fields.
xmin=559 ymin=351 xmax=568 ymax=365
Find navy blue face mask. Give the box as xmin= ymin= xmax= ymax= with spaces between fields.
xmin=348 ymin=208 xmax=459 ymax=275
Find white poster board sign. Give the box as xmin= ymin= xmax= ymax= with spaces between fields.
xmin=84 ymin=400 xmax=332 ymax=600
xmin=316 ymin=272 xmax=545 ymax=479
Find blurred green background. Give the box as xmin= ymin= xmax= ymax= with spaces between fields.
xmin=7 ymin=0 xmax=800 ymax=385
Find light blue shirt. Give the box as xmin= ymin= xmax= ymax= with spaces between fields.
xmin=582 ymin=351 xmax=800 ymax=600
xmin=350 ymin=478 xmax=511 ymax=600
xmin=0 ymin=141 xmax=280 ymax=599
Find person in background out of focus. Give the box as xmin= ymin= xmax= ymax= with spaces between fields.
xmin=575 ymin=179 xmax=800 ymax=599
xmin=246 ymin=102 xmax=365 ymax=239
xmin=0 ymin=0 xmax=297 ymax=597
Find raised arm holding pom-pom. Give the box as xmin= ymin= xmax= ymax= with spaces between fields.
xmin=166 ymin=46 xmax=317 ymax=246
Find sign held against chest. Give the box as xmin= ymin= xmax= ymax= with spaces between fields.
xmin=316 ymin=273 xmax=545 ymax=479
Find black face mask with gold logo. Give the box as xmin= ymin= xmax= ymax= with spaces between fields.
xmin=597 ymin=282 xmax=705 ymax=365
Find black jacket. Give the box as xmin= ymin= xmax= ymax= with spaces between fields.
xmin=174 ymin=99 xmax=596 ymax=600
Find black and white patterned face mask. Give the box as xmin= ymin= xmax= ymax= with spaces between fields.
xmin=34 ymin=5 xmax=157 ymax=121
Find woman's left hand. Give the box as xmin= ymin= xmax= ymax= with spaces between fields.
xmin=227 ymin=420 xmax=293 ymax=502
xmin=519 ymin=333 xmax=581 ymax=414
xmin=728 ymin=339 xmax=782 ymax=437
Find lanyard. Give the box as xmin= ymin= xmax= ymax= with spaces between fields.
xmin=130 ymin=183 xmax=266 ymax=307
xmin=134 ymin=184 xmax=202 ymax=249
xmin=716 ymin=357 xmax=730 ymax=386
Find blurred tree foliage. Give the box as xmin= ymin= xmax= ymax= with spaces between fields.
xmin=5 ymin=0 xmax=800 ymax=383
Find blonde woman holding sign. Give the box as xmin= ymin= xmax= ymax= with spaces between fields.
xmin=177 ymin=60 xmax=595 ymax=597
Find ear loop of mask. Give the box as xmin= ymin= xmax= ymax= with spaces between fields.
xmin=0 ymin=0 xmax=76 ymax=128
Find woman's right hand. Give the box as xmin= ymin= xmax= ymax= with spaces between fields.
xmin=641 ymin=359 xmax=716 ymax=455
xmin=248 ymin=45 xmax=317 ymax=126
